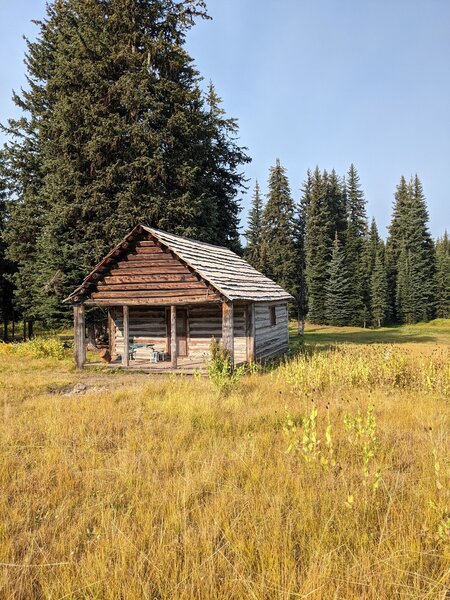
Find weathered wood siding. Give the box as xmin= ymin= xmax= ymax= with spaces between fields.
xmin=188 ymin=305 xmax=221 ymax=360
xmin=91 ymin=238 xmax=219 ymax=306
xmin=254 ymin=302 xmax=289 ymax=360
xmin=113 ymin=307 xmax=167 ymax=360
xmin=233 ymin=306 xmax=247 ymax=364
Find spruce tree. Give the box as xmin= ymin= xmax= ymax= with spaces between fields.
xmin=389 ymin=175 xmax=435 ymax=323
xmin=295 ymin=174 xmax=310 ymax=333
xmin=435 ymin=232 xmax=450 ymax=318
xmin=344 ymin=164 xmax=368 ymax=324
xmin=325 ymin=234 xmax=352 ymax=326
xmin=361 ymin=217 xmax=384 ymax=323
xmin=396 ymin=245 xmax=421 ymax=324
xmin=244 ymin=180 xmax=264 ymax=270
xmin=1 ymin=0 xmax=249 ymax=326
xmin=203 ymin=82 xmax=251 ymax=252
xmin=327 ymin=168 xmax=347 ymax=240
xmin=385 ymin=176 xmax=411 ymax=322
xmin=0 ymin=175 xmax=15 ymax=340
xmin=409 ymin=175 xmax=436 ymax=319
xmin=261 ymin=159 xmax=298 ymax=300
xmin=304 ymin=167 xmax=333 ymax=323
xmin=370 ymin=248 xmax=388 ymax=327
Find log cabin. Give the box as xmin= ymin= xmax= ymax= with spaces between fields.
xmin=65 ymin=225 xmax=293 ymax=372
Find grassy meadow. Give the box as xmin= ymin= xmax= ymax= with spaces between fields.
xmin=0 ymin=321 xmax=449 ymax=599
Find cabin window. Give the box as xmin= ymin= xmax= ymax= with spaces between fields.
xmin=270 ymin=305 xmax=277 ymax=327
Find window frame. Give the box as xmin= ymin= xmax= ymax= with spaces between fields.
xmin=270 ymin=305 xmax=277 ymax=327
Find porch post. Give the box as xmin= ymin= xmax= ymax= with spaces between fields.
xmin=170 ymin=305 xmax=177 ymax=368
xmin=222 ymin=301 xmax=234 ymax=367
xmin=108 ymin=308 xmax=115 ymax=358
xmin=74 ymin=304 xmax=86 ymax=370
xmin=122 ymin=305 xmax=129 ymax=367
xmin=246 ymin=303 xmax=256 ymax=363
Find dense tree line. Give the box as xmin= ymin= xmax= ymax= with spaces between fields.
xmin=0 ymin=0 xmax=249 ymax=330
xmin=245 ymin=161 xmax=449 ymax=327
xmin=0 ymin=1 xmax=448 ymax=335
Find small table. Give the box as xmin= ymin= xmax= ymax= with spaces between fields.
xmin=128 ymin=343 xmax=154 ymax=361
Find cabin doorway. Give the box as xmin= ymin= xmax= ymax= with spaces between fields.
xmin=176 ymin=309 xmax=188 ymax=356
xmin=167 ymin=308 xmax=188 ymax=357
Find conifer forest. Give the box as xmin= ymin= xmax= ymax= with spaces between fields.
xmin=0 ymin=0 xmax=448 ymax=335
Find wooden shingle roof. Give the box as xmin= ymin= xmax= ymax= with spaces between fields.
xmin=145 ymin=227 xmax=293 ymax=303
xmin=66 ymin=225 xmax=293 ymax=304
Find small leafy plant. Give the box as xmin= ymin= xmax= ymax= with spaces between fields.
xmin=284 ymin=406 xmax=336 ymax=470
xmin=344 ymin=404 xmax=381 ymax=493
xmin=208 ymin=338 xmax=243 ymax=393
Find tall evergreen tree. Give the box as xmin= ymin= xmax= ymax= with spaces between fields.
xmin=325 ymin=234 xmax=352 ymax=326
xmin=1 ymin=0 xmax=249 ymax=326
xmin=304 ymin=167 xmax=333 ymax=323
xmin=295 ymin=173 xmax=311 ymax=333
xmin=261 ymin=159 xmax=298 ymax=300
xmin=327 ymin=168 xmax=347 ymax=240
xmin=385 ymin=176 xmax=411 ymax=322
xmin=344 ymin=164 xmax=368 ymax=324
xmin=409 ymin=175 xmax=436 ymax=319
xmin=361 ymin=217 xmax=384 ymax=322
xmin=389 ymin=175 xmax=435 ymax=323
xmin=435 ymin=231 xmax=450 ymax=318
xmin=0 ymin=175 xmax=15 ymax=340
xmin=244 ymin=180 xmax=264 ymax=270
xmin=370 ymin=248 xmax=388 ymax=327
xmin=203 ymin=82 xmax=250 ymax=252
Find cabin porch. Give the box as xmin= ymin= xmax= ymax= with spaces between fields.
xmin=86 ymin=355 xmax=207 ymax=374
xmin=74 ymin=301 xmax=254 ymax=372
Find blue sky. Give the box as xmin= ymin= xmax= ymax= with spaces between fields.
xmin=1 ymin=0 xmax=449 ymax=238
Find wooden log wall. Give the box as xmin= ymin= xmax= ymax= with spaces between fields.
xmin=113 ymin=307 xmax=167 ymax=360
xmin=90 ymin=239 xmax=219 ymax=306
xmin=188 ymin=305 xmax=222 ymax=359
xmin=254 ymin=302 xmax=289 ymax=361
xmin=233 ymin=306 xmax=247 ymax=364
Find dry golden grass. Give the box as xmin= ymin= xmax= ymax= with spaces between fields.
xmin=0 ymin=328 xmax=449 ymax=599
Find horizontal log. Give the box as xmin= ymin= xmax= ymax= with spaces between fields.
xmin=96 ymin=282 xmax=207 ymax=292
xmin=111 ymin=265 xmax=189 ymax=274
xmin=102 ymin=274 xmax=198 ymax=285
xmin=122 ymin=254 xmax=178 ymax=263
xmin=85 ymin=297 xmax=220 ymax=307
xmin=132 ymin=246 xmax=164 ymax=254
xmin=92 ymin=289 xmax=213 ymax=299
xmin=256 ymin=345 xmax=289 ymax=360
xmin=135 ymin=241 xmax=158 ymax=248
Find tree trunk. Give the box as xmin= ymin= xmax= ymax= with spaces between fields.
xmin=297 ymin=307 xmax=305 ymax=337
xmin=27 ymin=321 xmax=33 ymax=339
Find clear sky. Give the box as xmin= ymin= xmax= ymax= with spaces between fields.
xmin=1 ymin=0 xmax=449 ymax=238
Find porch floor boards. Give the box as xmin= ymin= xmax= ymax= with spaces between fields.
xmin=86 ymin=356 xmax=207 ymax=375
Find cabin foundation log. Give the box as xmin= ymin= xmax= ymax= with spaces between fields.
xmin=170 ymin=305 xmax=177 ymax=368
xmin=122 ymin=305 xmax=129 ymax=367
xmin=74 ymin=304 xmax=86 ymax=370
xmin=222 ymin=301 xmax=234 ymax=366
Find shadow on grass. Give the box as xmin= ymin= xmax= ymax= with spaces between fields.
xmin=290 ymin=327 xmax=438 ymax=349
